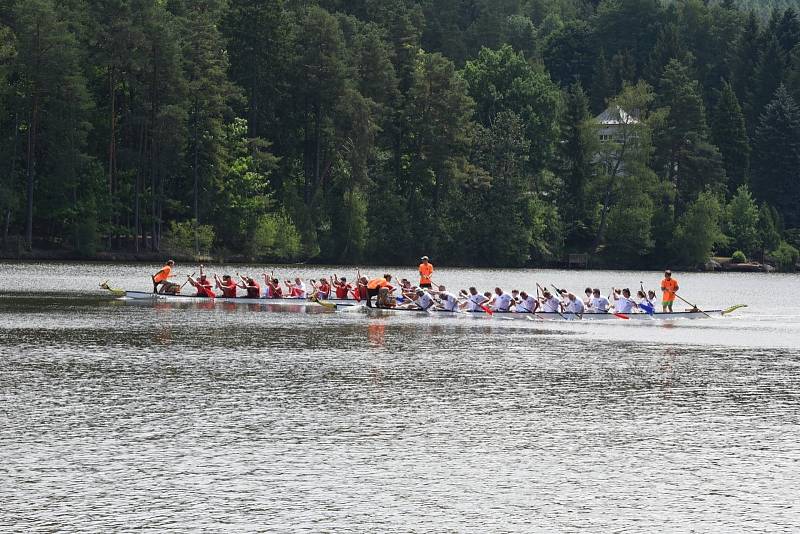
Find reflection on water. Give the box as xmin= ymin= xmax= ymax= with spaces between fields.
xmin=1 ymin=262 xmax=800 ymax=530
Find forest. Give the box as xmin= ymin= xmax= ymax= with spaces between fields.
xmin=1 ymin=0 xmax=800 ymax=270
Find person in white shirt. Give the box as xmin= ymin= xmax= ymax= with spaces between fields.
xmin=491 ymin=287 xmax=513 ymax=312
xmin=434 ymin=285 xmax=459 ymax=311
xmin=461 ymin=287 xmax=488 ymax=312
xmin=540 ymin=290 xmax=562 ymax=313
xmin=583 ymin=287 xmax=593 ymax=306
xmin=285 ymin=277 xmax=307 ymax=298
xmin=589 ymin=288 xmax=610 ymax=312
xmin=565 ymin=293 xmax=585 ymax=315
xmin=613 ymin=288 xmax=636 ymax=314
xmin=514 ymin=291 xmax=538 ymax=313
xmin=412 ymin=289 xmax=434 ymax=311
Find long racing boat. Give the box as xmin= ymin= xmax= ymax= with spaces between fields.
xmin=123 ymin=290 xmax=360 ymax=307
xmin=362 ymin=306 xmax=741 ymax=321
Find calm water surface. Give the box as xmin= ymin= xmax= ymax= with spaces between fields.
xmin=1 ymin=262 xmax=799 ymax=531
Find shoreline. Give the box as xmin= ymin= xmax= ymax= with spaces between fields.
xmin=0 ymin=250 xmax=782 ymax=273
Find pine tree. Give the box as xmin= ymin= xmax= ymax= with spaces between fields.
xmin=590 ymin=49 xmax=613 ymax=113
xmin=752 ymin=85 xmax=800 ymax=228
xmin=711 ymin=81 xmax=750 ymax=195
xmin=557 ymin=82 xmax=593 ymax=246
xmin=654 ymin=59 xmax=726 ymax=215
xmin=751 ymin=35 xmax=786 ymax=133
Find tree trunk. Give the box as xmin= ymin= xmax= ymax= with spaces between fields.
xmin=25 ymin=98 xmax=38 ymax=251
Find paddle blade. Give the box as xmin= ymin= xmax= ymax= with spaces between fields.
xmin=640 ymin=303 xmax=655 ymax=315
xmin=613 ymin=312 xmax=630 ymax=320
xmin=721 ymin=304 xmax=747 ymax=316
xmin=481 ymin=304 xmax=494 ymax=316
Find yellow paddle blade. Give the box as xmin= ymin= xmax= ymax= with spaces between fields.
xmin=310 ymin=294 xmax=336 ymax=309
xmin=99 ymin=280 xmax=125 ymax=297
xmin=721 ymin=304 xmax=747 ymax=316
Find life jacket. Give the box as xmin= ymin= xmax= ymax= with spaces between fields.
xmin=367 ymin=277 xmax=389 ymax=290
xmin=153 ymin=265 xmax=172 ymax=283
xmin=419 ymin=262 xmax=433 ymax=285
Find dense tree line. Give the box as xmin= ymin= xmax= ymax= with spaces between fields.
xmin=1 ymin=0 xmax=800 ymax=269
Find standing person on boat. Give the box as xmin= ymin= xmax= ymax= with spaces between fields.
xmin=215 ymin=274 xmax=237 ymax=298
xmin=540 ymin=290 xmax=562 ymax=313
xmin=237 ymin=275 xmax=261 ymax=299
xmin=514 ymin=291 xmax=538 ymax=313
xmin=565 ymin=293 xmax=584 ymax=315
xmin=660 ymin=269 xmax=679 ymax=313
xmin=490 ymin=287 xmax=513 ymax=312
xmin=151 ymin=260 xmax=175 ymax=293
xmin=612 ymin=288 xmax=636 ymax=314
xmin=588 ymin=288 xmax=610 ymax=313
xmin=285 ymin=277 xmax=307 ymax=298
xmin=366 ymin=274 xmax=393 ymax=308
xmin=187 ymin=273 xmax=215 ymax=298
xmin=419 ymin=256 xmax=434 ymax=289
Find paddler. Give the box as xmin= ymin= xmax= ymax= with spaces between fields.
xmin=418 ymin=256 xmax=433 ymax=289
xmin=612 ymin=288 xmax=635 ymax=314
xmin=187 ymin=272 xmax=215 ymax=298
xmin=490 ymin=287 xmax=513 ymax=312
xmin=237 ymin=274 xmax=261 ymax=299
xmin=285 ymin=277 xmax=307 ymax=298
xmin=332 ymin=275 xmax=352 ymax=300
xmin=433 ymin=285 xmax=459 ymax=311
xmin=660 ymin=269 xmax=679 ymax=313
xmin=565 ymin=293 xmax=584 ymax=315
xmin=514 ymin=291 xmax=538 ymax=313
xmin=151 ymin=260 xmax=175 ymax=293
xmin=366 ymin=274 xmax=393 ymax=308
xmin=262 ymin=276 xmax=283 ymax=298
xmin=539 ymin=290 xmax=562 ymax=313
xmin=215 ymin=273 xmax=237 ymax=298
xmin=461 ymin=287 xmax=488 ymax=312
xmin=588 ymin=288 xmax=610 ymax=313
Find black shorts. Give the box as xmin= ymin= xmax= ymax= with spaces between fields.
xmin=419 ymin=283 xmax=432 ymax=289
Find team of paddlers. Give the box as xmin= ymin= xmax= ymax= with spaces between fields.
xmin=151 ymin=257 xmax=685 ymax=315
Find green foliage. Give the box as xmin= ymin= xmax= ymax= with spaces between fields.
xmin=161 ymin=220 xmax=215 ymax=257
xmin=725 ymin=185 xmax=760 ymax=256
xmin=770 ymin=240 xmax=799 ymax=271
xmin=251 ymin=211 xmax=303 ymax=261
xmin=2 ymin=0 xmax=800 ymax=270
xmin=731 ymin=250 xmax=747 ymax=263
xmin=671 ymin=191 xmax=727 ymax=265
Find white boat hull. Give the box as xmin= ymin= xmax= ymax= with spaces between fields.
xmin=362 ymin=306 xmax=724 ymax=321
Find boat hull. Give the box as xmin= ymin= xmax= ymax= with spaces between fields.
xmin=123 ymin=291 xmax=359 ymax=307
xmin=363 ymin=306 xmax=724 ymax=321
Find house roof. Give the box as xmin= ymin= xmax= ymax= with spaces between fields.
xmin=595 ymin=106 xmax=639 ymax=125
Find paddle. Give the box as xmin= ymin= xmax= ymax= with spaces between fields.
xmin=551 ymin=284 xmax=583 ymax=320
xmin=537 ymin=282 xmax=567 ymax=320
xmin=721 ymin=304 xmax=747 ymax=316
xmin=674 ymin=292 xmax=712 ymax=318
xmin=310 ymin=290 xmax=336 ymax=309
xmin=99 ymin=280 xmax=125 ymax=297
xmin=180 ymin=272 xmax=196 ymax=291
xmin=638 ymin=281 xmax=655 ymax=315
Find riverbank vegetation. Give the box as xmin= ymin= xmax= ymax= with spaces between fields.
xmin=2 ymin=0 xmax=800 ymax=270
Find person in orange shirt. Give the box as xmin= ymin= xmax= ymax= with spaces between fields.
xmin=366 ymin=274 xmax=393 ymax=308
xmin=660 ymin=269 xmax=679 ymax=313
xmin=152 ymin=260 xmax=175 ymax=293
xmin=419 ymin=256 xmax=433 ymax=289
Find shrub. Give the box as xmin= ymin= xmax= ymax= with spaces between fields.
xmin=770 ymin=241 xmax=799 ymax=272
xmin=731 ymin=250 xmax=747 ymax=264
xmin=251 ymin=211 xmax=303 ymax=261
xmin=161 ymin=220 xmax=215 ymax=257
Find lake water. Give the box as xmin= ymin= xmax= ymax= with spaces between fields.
xmin=1 ymin=261 xmax=799 ymax=531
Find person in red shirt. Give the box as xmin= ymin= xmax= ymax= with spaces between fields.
xmin=187 ymin=273 xmax=215 ymax=298
xmin=333 ymin=274 xmax=352 ymax=300
xmin=313 ymin=277 xmax=331 ymax=299
xmin=237 ymin=274 xmax=261 ymax=299
xmin=215 ymin=274 xmax=237 ymax=298
xmin=355 ymin=276 xmax=369 ymax=301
